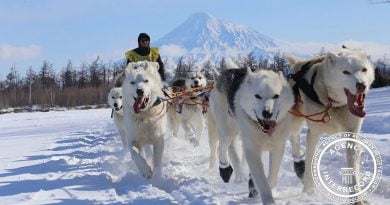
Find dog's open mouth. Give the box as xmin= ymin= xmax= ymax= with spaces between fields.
xmin=344 ymin=88 xmax=366 ymax=118
xmin=133 ymin=96 xmax=149 ymax=114
xmin=115 ymin=106 xmax=123 ymax=111
xmin=256 ymin=116 xmax=276 ymax=136
xmin=191 ymin=85 xmax=201 ymax=88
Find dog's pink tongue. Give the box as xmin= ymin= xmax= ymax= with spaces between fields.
xmin=345 ymin=89 xmax=366 ymax=118
xmin=265 ymin=120 xmax=276 ymax=136
xmin=133 ymin=97 xmax=144 ymax=114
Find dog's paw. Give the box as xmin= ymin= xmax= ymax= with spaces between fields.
xmin=219 ymin=165 xmax=234 ymax=183
xmin=140 ymin=165 xmax=153 ymax=179
xmin=153 ymin=167 xmax=162 ymax=178
xmin=293 ymin=160 xmax=305 ymax=180
xmin=248 ymin=178 xmax=258 ymax=198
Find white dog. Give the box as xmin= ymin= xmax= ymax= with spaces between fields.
xmin=287 ymin=47 xmax=375 ymax=197
xmin=166 ymin=71 xmax=218 ymax=168
xmin=122 ymin=61 xmax=167 ymax=179
xmin=107 ymin=87 xmax=128 ymax=149
xmin=174 ymin=71 xmax=209 ymax=147
xmin=211 ymin=67 xmax=297 ymax=204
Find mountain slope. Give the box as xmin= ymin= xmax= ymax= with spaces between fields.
xmin=155 ymin=12 xmax=277 ymax=60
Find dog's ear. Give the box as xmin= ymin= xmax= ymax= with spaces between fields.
xmin=246 ymin=67 xmax=253 ymax=74
xmin=149 ymin=62 xmax=159 ymax=70
xmin=326 ymin=52 xmax=338 ymax=64
xmin=246 ymin=67 xmax=254 ymax=82
xmin=126 ymin=62 xmax=134 ymax=70
xmin=124 ymin=67 xmax=132 ymax=78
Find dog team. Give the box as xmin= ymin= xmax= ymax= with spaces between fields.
xmin=107 ymin=45 xmax=375 ymax=204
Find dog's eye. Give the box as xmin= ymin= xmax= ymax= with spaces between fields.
xmin=362 ymin=68 xmax=367 ymax=72
xmin=343 ymin=70 xmax=351 ymax=75
xmin=254 ymin=94 xmax=262 ymax=99
xmin=112 ymin=97 xmax=114 ymax=99
xmin=273 ymin=94 xmax=279 ymax=99
xmin=144 ymin=80 xmax=149 ymax=83
xmin=130 ymin=81 xmax=135 ymax=85
xmin=199 ymin=77 xmax=202 ymax=79
xmin=120 ymin=96 xmax=122 ymax=99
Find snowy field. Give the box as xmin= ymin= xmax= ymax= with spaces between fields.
xmin=0 ymin=87 xmax=389 ymax=204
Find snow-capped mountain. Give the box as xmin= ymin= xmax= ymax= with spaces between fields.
xmin=154 ymin=12 xmax=390 ymax=66
xmin=154 ymin=12 xmax=277 ymax=62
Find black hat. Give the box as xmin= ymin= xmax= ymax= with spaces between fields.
xmin=138 ymin=33 xmax=150 ymax=42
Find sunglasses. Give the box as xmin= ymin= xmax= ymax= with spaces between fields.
xmin=140 ymin=39 xmax=150 ymax=42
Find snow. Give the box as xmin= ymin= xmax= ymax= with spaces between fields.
xmin=0 ymin=87 xmax=389 ymax=204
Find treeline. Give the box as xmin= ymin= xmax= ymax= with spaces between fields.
xmin=1 ymin=52 xmax=389 ymax=109
xmin=172 ymin=52 xmax=289 ymax=81
xmin=0 ymin=57 xmax=127 ymax=108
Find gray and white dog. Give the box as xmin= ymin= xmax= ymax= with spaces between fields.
xmin=209 ymin=65 xmax=298 ymax=204
xmin=287 ymin=47 xmax=375 ymax=200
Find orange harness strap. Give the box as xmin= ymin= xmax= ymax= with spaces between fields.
xmin=161 ymin=84 xmax=214 ymax=102
xmin=288 ymin=99 xmax=333 ymax=123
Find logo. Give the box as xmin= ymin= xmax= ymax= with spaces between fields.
xmin=311 ymin=132 xmax=382 ymax=203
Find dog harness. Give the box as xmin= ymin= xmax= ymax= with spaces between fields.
xmin=288 ymin=58 xmax=335 ymax=123
xmin=289 ymin=61 xmax=323 ymax=105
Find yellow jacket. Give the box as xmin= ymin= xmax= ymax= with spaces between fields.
xmin=125 ymin=48 xmax=159 ymax=62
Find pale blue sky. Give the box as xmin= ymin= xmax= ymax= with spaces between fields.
xmin=0 ymin=0 xmax=389 ymax=78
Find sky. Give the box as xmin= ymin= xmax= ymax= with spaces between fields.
xmin=0 ymin=0 xmax=389 ymax=78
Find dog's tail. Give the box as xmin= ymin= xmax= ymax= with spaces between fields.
xmin=225 ymin=58 xmax=238 ymax=70
xmin=287 ymin=55 xmax=325 ymax=73
xmin=287 ymin=56 xmax=299 ymax=66
xmin=114 ymin=71 xmax=125 ymax=87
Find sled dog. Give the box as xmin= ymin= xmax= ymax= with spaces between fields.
xmin=287 ymin=47 xmax=375 ymax=196
xmin=122 ymin=61 xmax=167 ymax=179
xmin=211 ymin=67 xmax=296 ymax=204
xmin=167 ymin=71 xmax=218 ymax=168
xmin=107 ymin=87 xmax=128 ymax=149
xmin=174 ymin=71 xmax=208 ymax=147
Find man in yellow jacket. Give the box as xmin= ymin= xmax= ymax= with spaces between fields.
xmin=125 ymin=33 xmax=166 ymax=81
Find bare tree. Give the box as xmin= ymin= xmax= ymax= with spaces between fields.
xmin=25 ymin=67 xmax=37 ymax=105
xmin=217 ymin=57 xmax=227 ymax=72
xmin=257 ymin=55 xmax=269 ymax=69
xmin=202 ymin=60 xmax=214 ymax=80
xmin=78 ymin=63 xmax=88 ymax=88
xmin=61 ymin=60 xmax=75 ymax=88
xmin=89 ymin=56 xmax=102 ymax=87
xmin=245 ymin=52 xmax=258 ymax=70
